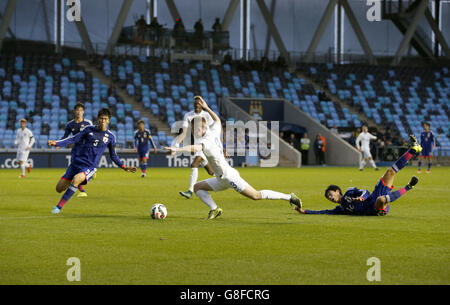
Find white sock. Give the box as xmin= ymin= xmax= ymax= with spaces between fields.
xmin=369 ymin=160 xmax=377 ymax=168
xmin=20 ymin=163 xmax=26 ymax=176
xmin=260 ymin=190 xmax=291 ymax=201
xmin=360 ymin=160 xmax=366 ymax=169
xmin=196 ymin=190 xmax=218 ymax=210
xmin=188 ymin=168 xmax=199 ymax=192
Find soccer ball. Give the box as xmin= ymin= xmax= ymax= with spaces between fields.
xmin=150 ymin=203 xmax=167 ymax=219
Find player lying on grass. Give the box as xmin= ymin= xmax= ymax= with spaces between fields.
xmin=293 ymin=135 xmax=422 ymax=216
xmin=48 ymin=108 xmax=136 ymax=214
xmin=165 ymin=96 xmax=301 ymax=220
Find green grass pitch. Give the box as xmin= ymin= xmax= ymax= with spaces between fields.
xmin=0 ymin=166 xmax=449 ymax=284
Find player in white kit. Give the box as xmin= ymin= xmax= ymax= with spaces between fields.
xmin=173 ymin=97 xmax=215 ymax=199
xmin=356 ymin=125 xmax=379 ymax=171
xmin=165 ymin=96 xmax=301 ymax=220
xmin=14 ymin=118 xmax=35 ymax=178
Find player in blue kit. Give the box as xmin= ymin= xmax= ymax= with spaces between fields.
xmin=417 ymin=122 xmax=436 ymax=174
xmin=48 ymin=108 xmax=137 ymax=214
xmin=134 ymin=120 xmax=157 ymax=178
xmin=61 ymin=102 xmax=93 ymax=197
xmin=293 ymin=135 xmax=422 ymax=216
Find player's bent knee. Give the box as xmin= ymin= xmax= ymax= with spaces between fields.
xmin=193 ymin=183 xmax=202 ymax=193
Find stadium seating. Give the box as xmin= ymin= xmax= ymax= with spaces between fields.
xmin=93 ymin=54 xmax=360 ymax=132
xmin=300 ymin=63 xmax=450 ymax=154
xmin=0 ymin=53 xmax=158 ymax=149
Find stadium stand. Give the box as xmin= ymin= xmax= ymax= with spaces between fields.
xmin=0 ymin=53 xmax=160 ymax=149
xmin=299 ymin=63 xmax=450 ymax=155
xmin=92 ymin=54 xmax=363 ymax=133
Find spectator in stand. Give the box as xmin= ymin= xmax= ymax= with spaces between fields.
xmin=194 ymin=19 xmax=204 ymax=44
xmin=348 ymin=130 xmax=357 ymax=147
xmin=330 ymin=125 xmax=338 ymax=134
xmin=135 ymin=15 xmax=147 ymax=42
xmin=212 ymin=18 xmax=222 ymax=32
xmin=260 ymin=56 xmax=269 ymax=72
xmin=173 ymin=18 xmax=186 ymax=48
xmin=288 ymin=133 xmax=300 ymax=151
xmin=374 ymin=138 xmax=385 ymax=161
xmin=384 ymin=139 xmax=395 ymax=161
xmin=276 ymin=55 xmax=287 ymax=68
xmin=279 ymin=131 xmax=285 ymax=142
xmin=300 ymin=133 xmax=310 ymax=165
xmin=223 ymin=53 xmax=232 ymax=65
xmin=149 ymin=17 xmax=163 ymax=40
xmin=399 ymin=138 xmax=409 ymax=157
xmin=356 ymin=127 xmax=362 ymax=139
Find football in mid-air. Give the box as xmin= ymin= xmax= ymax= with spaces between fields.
xmin=150 ymin=203 xmax=167 ymax=219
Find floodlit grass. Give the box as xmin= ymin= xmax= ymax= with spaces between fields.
xmin=0 ymin=166 xmax=448 ymax=284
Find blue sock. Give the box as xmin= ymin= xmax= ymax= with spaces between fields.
xmin=418 ymin=160 xmax=422 ymax=170
xmin=385 ymin=185 xmax=412 ymax=203
xmin=57 ymin=184 xmax=77 ymax=209
xmin=392 ymin=148 xmax=414 ymax=173
xmin=427 ymin=162 xmax=432 ymax=171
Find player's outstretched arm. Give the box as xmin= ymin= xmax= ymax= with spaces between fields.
xmin=49 ymin=127 xmax=87 ymax=147
xmin=195 ymin=95 xmax=220 ymax=125
xmin=164 ymin=145 xmax=202 ymax=154
xmin=108 ymin=142 xmax=136 ymax=173
xmin=293 ymin=205 xmax=345 ymax=215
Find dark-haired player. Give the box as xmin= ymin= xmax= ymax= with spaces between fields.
xmin=48 ymin=108 xmax=136 ymax=214
xmin=62 ymin=102 xmax=93 ymax=197
xmin=134 ymin=120 xmax=157 ymax=178
xmin=417 ymin=122 xmax=435 ymax=174
xmin=293 ymin=135 xmax=422 ymax=216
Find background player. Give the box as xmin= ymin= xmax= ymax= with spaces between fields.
xmin=134 ymin=120 xmax=157 ymax=178
xmin=356 ymin=125 xmax=379 ymax=171
xmin=48 ymin=108 xmax=136 ymax=214
xmin=293 ymin=135 xmax=422 ymax=216
xmin=14 ymin=118 xmax=35 ymax=178
xmin=417 ymin=122 xmax=436 ymax=174
xmin=61 ymin=102 xmax=93 ymax=197
xmin=172 ymin=96 xmax=215 ymax=199
xmin=165 ymin=96 xmax=301 ymax=220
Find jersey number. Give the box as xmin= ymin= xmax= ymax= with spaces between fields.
xmin=93 ymin=139 xmax=99 ymax=146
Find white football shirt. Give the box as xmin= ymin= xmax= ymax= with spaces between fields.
xmin=356 ymin=132 xmax=376 ymax=151
xmin=198 ymin=121 xmax=230 ymax=177
xmin=15 ymin=128 xmax=35 ymax=151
